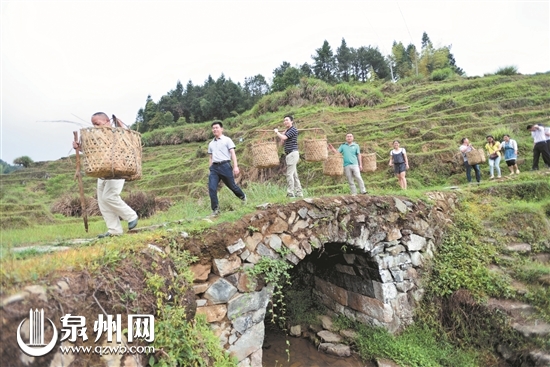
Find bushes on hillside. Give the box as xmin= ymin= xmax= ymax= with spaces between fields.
xmin=253 ymin=78 xmax=385 ymax=115
xmin=431 ymin=68 xmax=455 ymax=81
xmin=141 ymin=125 xmax=211 ymax=146
xmin=13 ymin=156 xmax=34 ymax=168
xmin=51 ymin=191 xmax=171 ymax=219
xmin=494 ymin=66 xmax=519 ymax=76
xmin=124 ymin=191 xmax=171 ymax=218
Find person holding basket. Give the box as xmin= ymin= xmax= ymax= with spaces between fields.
xmin=459 ymin=137 xmax=481 ymax=184
xmin=274 ymin=115 xmax=303 ymax=198
xmin=72 ymin=112 xmax=138 ymax=238
xmin=328 ymin=133 xmax=368 ymax=195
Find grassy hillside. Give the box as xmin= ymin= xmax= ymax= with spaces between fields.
xmin=1 ymin=73 xmax=550 ymax=366
xmin=1 ymin=73 xmax=549 ymax=239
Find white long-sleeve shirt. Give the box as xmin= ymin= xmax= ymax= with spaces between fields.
xmin=531 ymin=125 xmax=547 ymax=143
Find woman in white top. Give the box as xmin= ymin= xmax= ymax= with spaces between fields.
xmin=500 ymin=134 xmax=519 ymax=175
xmin=388 ymin=140 xmax=409 ymax=190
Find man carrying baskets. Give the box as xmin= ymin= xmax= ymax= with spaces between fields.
xmin=208 ymin=121 xmax=246 ymax=216
xmin=274 ymin=115 xmax=303 ymax=198
xmin=73 ymin=112 xmax=139 ymax=238
xmin=328 ymin=133 xmax=368 ymax=195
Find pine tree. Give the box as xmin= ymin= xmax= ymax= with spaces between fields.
xmin=336 ymin=38 xmax=352 ymax=82
xmin=312 ymin=40 xmax=336 ymax=83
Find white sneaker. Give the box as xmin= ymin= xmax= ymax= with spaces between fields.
xmin=489 ymin=175 xmax=495 ymax=179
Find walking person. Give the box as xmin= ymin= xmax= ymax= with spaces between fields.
xmin=459 ymin=138 xmax=481 ymax=184
xmin=527 ymin=124 xmax=550 ymax=170
xmin=328 ymin=133 xmax=367 ymax=195
xmin=72 ymin=112 xmax=138 ymax=238
xmin=485 ymin=135 xmax=502 ymax=179
xmin=208 ymin=121 xmax=246 ymax=216
xmin=388 ymin=140 xmax=409 ymax=190
xmin=500 ymin=134 xmax=520 ymax=175
xmin=545 ymin=125 xmax=550 ymax=168
xmin=274 ymin=115 xmax=303 ymax=198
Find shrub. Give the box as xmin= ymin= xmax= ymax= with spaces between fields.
xmin=123 ymin=191 xmax=171 ymax=218
xmin=51 ymin=191 xmax=171 ymax=219
xmin=431 ymin=68 xmax=455 ymax=81
xmin=489 ymin=126 xmax=514 ymax=143
xmin=399 ymin=74 xmax=425 ymax=86
xmin=195 ymin=147 xmax=207 ymax=158
xmin=51 ymin=194 xmax=100 ymax=217
xmin=13 ymin=156 xmax=34 ymax=168
xmin=494 ymin=66 xmax=519 ymax=76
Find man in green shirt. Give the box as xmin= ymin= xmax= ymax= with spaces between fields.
xmin=329 ymin=133 xmax=368 ymax=195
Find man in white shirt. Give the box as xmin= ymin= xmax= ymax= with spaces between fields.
xmin=72 ymin=112 xmax=139 ymax=238
xmin=207 ymin=121 xmax=246 ymax=216
xmin=527 ymin=124 xmax=550 ymax=170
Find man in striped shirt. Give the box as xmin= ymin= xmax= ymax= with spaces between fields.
xmin=275 ymin=115 xmax=303 ymax=198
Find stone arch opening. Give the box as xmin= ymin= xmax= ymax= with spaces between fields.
xmin=262 ymin=241 xmax=386 ymax=365
xmin=190 ymin=194 xmax=456 ymax=367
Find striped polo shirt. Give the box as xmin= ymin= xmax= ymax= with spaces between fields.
xmin=284 ymin=126 xmax=299 ymax=154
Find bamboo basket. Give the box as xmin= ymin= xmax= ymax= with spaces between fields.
xmin=361 ymin=152 xmax=377 ymax=172
xmin=251 ymin=141 xmax=280 ymax=169
xmin=304 ymin=138 xmax=328 ymax=162
xmin=466 ymin=148 xmax=485 ymax=165
xmin=323 ymin=153 xmax=344 ymax=176
xmin=80 ymin=127 xmax=142 ymax=181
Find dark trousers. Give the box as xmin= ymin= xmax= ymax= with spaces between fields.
xmin=464 ymin=161 xmax=481 ymax=182
xmin=208 ymin=162 xmax=245 ymax=210
xmin=532 ymin=141 xmax=550 ymax=169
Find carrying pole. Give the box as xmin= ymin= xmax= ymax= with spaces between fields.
xmin=73 ymin=131 xmax=88 ymax=232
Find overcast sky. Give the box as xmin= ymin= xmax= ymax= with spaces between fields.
xmin=1 ymin=1 xmax=549 ymax=164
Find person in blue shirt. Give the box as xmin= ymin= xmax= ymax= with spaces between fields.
xmin=500 ymin=134 xmax=519 ymax=175
xmin=328 ymin=133 xmax=367 ymax=195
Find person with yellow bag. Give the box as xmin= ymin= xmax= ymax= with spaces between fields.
xmin=485 ymin=135 xmax=502 ymax=179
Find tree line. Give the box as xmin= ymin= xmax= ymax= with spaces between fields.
xmin=132 ymin=32 xmax=463 ymax=133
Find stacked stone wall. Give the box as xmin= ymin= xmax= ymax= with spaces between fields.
xmin=190 ymin=193 xmax=456 ymax=366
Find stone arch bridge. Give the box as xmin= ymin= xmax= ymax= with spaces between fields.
xmin=189 ymin=193 xmax=457 ymax=366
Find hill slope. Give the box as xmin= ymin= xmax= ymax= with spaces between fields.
xmin=1 ymin=73 xmax=550 ymax=235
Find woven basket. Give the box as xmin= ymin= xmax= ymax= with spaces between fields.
xmin=361 ymin=152 xmax=377 ymax=172
xmin=251 ymin=141 xmax=280 ymax=169
xmin=466 ymin=148 xmax=485 ymax=165
xmin=80 ymin=127 xmax=142 ymax=180
xmin=323 ymin=153 xmax=344 ymax=176
xmin=304 ymin=138 xmax=328 ymax=162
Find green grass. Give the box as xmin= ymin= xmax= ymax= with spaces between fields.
xmin=427 ymin=210 xmax=513 ymax=300
xmin=333 ymin=316 xmax=479 ymax=366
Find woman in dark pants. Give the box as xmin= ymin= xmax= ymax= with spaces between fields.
xmin=459 ymin=138 xmax=481 ymax=183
